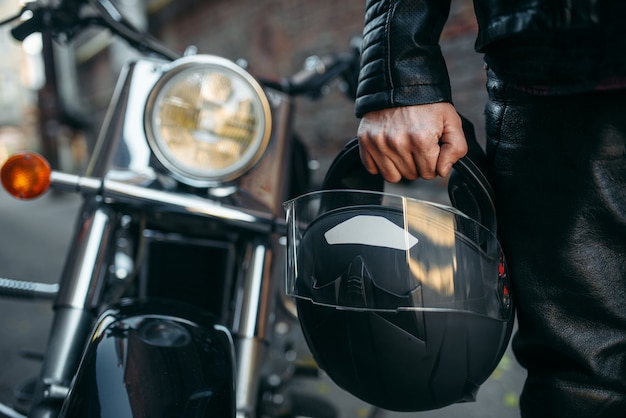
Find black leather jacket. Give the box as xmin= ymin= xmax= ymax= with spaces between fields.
xmin=355 ymin=0 xmax=626 ymax=117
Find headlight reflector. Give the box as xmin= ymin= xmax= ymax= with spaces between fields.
xmin=145 ymin=56 xmax=272 ymax=186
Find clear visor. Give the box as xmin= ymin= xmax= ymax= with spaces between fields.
xmin=284 ymin=190 xmax=511 ymax=321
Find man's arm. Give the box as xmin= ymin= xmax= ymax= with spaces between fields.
xmin=355 ymin=0 xmax=467 ymax=182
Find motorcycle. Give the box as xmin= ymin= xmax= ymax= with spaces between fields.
xmin=0 ymin=0 xmax=360 ymax=417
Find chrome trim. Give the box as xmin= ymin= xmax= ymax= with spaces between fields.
xmin=232 ymin=243 xmax=272 ymax=338
xmin=234 ymin=336 xmax=266 ymax=418
xmin=102 ymin=179 xmax=277 ymax=233
xmin=49 ymin=171 xmax=283 ymax=233
xmin=51 ymin=171 xmax=101 ymax=194
xmin=0 ymin=278 xmax=58 ymax=300
xmin=56 ymin=203 xmax=115 ymax=309
xmin=85 ymin=59 xmax=165 ymax=178
xmin=0 ymin=402 xmax=26 ymax=418
xmin=232 ymin=242 xmax=274 ymax=416
xmin=28 ymin=308 xmax=95 ymax=418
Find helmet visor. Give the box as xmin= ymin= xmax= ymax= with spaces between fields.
xmin=284 ymin=190 xmax=512 ymax=321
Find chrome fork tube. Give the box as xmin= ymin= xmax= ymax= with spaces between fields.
xmin=29 ymin=199 xmax=115 ymax=418
xmin=232 ymin=240 xmax=275 ymax=418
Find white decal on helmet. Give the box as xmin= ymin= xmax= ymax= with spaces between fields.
xmin=324 ymin=215 xmax=418 ymax=250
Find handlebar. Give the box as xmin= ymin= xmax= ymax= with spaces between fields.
xmin=7 ymin=0 xmax=180 ymax=60
xmin=3 ymin=0 xmax=360 ymax=98
xmin=261 ymin=53 xmax=352 ymax=97
xmin=259 ymin=38 xmax=361 ymax=100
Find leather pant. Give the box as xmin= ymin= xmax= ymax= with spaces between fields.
xmin=484 ymin=71 xmax=626 ymax=418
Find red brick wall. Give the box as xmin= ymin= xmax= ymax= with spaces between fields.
xmin=152 ymin=0 xmax=365 ymax=76
xmin=149 ymin=0 xmax=367 ymax=185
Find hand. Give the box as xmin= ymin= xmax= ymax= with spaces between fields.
xmin=357 ymin=102 xmax=468 ymax=183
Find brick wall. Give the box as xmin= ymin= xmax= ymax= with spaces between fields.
xmin=149 ymin=0 xmax=367 ymax=186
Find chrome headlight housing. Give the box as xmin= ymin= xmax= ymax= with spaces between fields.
xmin=145 ymin=55 xmax=272 ymax=186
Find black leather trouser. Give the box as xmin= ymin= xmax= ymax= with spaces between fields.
xmin=484 ymin=71 xmax=626 ymax=418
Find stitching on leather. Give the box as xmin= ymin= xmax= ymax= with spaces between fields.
xmin=384 ymin=0 xmax=395 ymax=105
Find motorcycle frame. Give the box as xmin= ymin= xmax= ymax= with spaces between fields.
xmin=27 ymin=55 xmax=295 ymax=418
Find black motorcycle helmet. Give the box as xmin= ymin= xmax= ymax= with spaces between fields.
xmin=283 ymin=116 xmax=514 ymax=412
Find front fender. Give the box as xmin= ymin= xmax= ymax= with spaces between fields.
xmin=59 ymin=300 xmax=235 ymax=418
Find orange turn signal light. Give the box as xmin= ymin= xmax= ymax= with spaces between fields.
xmin=1 ymin=152 xmax=52 ymax=199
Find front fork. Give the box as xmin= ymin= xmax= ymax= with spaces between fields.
xmin=232 ymin=241 xmax=276 ymax=418
xmin=29 ymin=198 xmax=116 ymax=418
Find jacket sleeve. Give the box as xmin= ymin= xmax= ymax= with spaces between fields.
xmin=355 ymin=0 xmax=453 ymax=118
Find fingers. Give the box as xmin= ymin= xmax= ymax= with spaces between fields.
xmin=437 ymin=135 xmax=468 ymax=177
xmin=357 ymin=103 xmax=468 ymax=182
xmin=357 ymin=109 xmax=418 ymax=182
xmin=409 ymin=132 xmax=443 ymax=180
xmin=359 ymin=131 xmax=421 ymax=182
xmin=436 ymin=113 xmax=469 ymax=177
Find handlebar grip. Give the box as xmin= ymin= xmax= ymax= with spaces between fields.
xmin=10 ymin=12 xmax=43 ymax=41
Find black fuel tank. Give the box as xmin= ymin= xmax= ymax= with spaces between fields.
xmin=59 ymin=300 xmax=235 ymax=418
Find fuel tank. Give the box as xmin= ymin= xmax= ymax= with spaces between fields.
xmin=59 ymin=300 xmax=235 ymax=418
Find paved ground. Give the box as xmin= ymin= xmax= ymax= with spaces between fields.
xmin=0 ymin=191 xmax=80 ymax=416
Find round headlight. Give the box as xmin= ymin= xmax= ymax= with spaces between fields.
xmin=145 ymin=55 xmax=272 ymax=186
